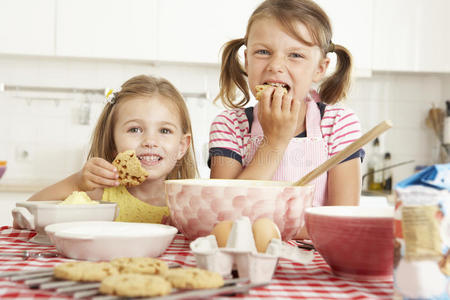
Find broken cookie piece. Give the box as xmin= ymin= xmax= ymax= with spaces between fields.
xmin=113 ymin=150 xmax=149 ymax=187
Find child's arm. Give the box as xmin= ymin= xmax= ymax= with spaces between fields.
xmin=28 ymin=157 xmax=118 ymax=201
xmin=211 ymin=87 xmax=300 ymax=180
xmin=326 ymin=157 xmax=361 ymax=206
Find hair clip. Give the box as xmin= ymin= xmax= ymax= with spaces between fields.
xmin=105 ymin=88 xmax=118 ymax=105
xmin=327 ymin=42 xmax=335 ymax=53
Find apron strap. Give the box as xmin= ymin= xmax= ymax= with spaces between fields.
xmin=305 ymin=96 xmax=322 ymax=138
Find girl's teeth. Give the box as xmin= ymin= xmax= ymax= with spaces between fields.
xmin=266 ymin=82 xmax=288 ymax=88
xmin=139 ymin=155 xmax=160 ymax=162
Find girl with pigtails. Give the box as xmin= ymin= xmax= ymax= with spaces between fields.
xmin=208 ymin=0 xmax=365 ymax=239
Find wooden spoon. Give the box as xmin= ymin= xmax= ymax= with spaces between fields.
xmin=293 ymin=120 xmax=393 ymax=186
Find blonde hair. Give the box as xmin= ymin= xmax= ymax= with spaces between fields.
xmin=216 ymin=0 xmax=352 ymax=108
xmin=88 ymin=74 xmax=198 ymax=179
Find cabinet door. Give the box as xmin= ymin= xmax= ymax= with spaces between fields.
xmin=56 ymin=0 xmax=157 ymax=60
xmin=0 ymin=0 xmax=55 ymax=56
xmin=156 ymin=0 xmax=261 ymax=64
xmin=316 ymin=0 xmax=373 ymax=77
xmin=373 ymin=0 xmax=450 ymax=72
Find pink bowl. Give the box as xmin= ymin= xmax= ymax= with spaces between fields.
xmin=165 ymin=179 xmax=315 ymax=240
xmin=305 ymin=206 xmax=394 ymax=281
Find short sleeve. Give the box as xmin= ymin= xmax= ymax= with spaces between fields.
xmin=208 ymin=109 xmax=249 ymax=167
xmin=321 ymin=105 xmax=366 ymax=162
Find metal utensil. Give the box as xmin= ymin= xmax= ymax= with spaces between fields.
xmin=0 ymin=251 xmax=59 ymax=260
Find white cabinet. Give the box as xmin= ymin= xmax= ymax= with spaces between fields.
xmin=156 ymin=0 xmax=261 ymax=64
xmin=0 ymin=0 xmax=55 ymax=56
xmin=316 ymin=0 xmax=373 ymax=77
xmin=372 ymin=0 xmax=450 ymax=73
xmin=56 ymin=0 xmax=157 ymax=60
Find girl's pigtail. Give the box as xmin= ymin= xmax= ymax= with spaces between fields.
xmin=215 ymin=38 xmax=248 ymax=109
xmin=319 ymin=44 xmax=352 ymax=105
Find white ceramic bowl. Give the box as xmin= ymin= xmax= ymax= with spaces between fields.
xmin=12 ymin=201 xmax=118 ymax=245
xmin=45 ymin=221 xmax=178 ymax=261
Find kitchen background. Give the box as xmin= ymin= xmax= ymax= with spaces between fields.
xmin=1 ymin=0 xmax=450 ymax=223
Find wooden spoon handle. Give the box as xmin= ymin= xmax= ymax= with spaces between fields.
xmin=293 ymin=120 xmax=393 ymax=186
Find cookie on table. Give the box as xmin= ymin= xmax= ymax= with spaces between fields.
xmin=112 ymin=150 xmax=149 ymax=187
xmin=53 ymin=262 xmax=118 ymax=282
xmin=255 ymin=84 xmax=287 ymax=101
xmin=164 ymin=267 xmax=224 ymax=289
xmin=100 ymin=274 xmax=172 ymax=297
xmin=110 ymin=257 xmax=168 ymax=275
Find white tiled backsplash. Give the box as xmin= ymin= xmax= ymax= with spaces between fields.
xmin=0 ymin=55 xmax=449 ymax=189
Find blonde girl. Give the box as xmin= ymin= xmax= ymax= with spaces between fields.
xmin=27 ymin=75 xmax=197 ymax=224
xmin=209 ymin=0 xmax=364 ymax=237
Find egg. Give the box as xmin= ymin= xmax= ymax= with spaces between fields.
xmin=252 ymin=218 xmax=281 ymax=253
xmin=211 ymin=220 xmax=233 ymax=247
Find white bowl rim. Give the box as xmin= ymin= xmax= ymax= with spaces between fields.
xmin=305 ymin=206 xmax=394 ymax=218
xmin=165 ymin=178 xmax=313 ymax=188
xmin=45 ymin=221 xmax=178 ymax=239
xmin=16 ymin=201 xmax=117 ymax=209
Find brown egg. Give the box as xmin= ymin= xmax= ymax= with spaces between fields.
xmin=211 ymin=220 xmax=234 ymax=247
xmin=252 ymin=218 xmax=281 ymax=253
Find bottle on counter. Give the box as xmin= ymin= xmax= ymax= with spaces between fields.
xmin=444 ymin=100 xmax=450 ymax=147
xmin=382 ymin=152 xmax=392 ymax=193
xmin=367 ymin=138 xmax=383 ymax=191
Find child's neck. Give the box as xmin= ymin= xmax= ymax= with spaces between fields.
xmin=127 ymin=179 xmax=166 ymax=207
xmin=294 ymin=102 xmax=307 ymax=136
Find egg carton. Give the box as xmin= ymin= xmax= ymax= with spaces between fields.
xmin=190 ymin=217 xmax=314 ymax=283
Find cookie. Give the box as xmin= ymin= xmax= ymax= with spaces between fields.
xmin=164 ymin=267 xmax=224 ymax=289
xmin=53 ymin=262 xmax=118 ymax=282
xmin=111 ymin=257 xmax=168 ymax=275
xmin=112 ymin=150 xmax=149 ymax=187
xmin=100 ymin=274 xmax=172 ymax=297
xmin=255 ymin=84 xmax=287 ymax=101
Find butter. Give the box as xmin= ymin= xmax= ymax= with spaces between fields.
xmin=60 ymin=191 xmax=99 ymax=205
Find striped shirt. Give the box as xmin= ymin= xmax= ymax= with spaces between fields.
xmin=208 ymin=102 xmax=365 ymax=166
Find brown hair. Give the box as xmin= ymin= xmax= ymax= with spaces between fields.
xmin=88 ymin=74 xmax=198 ymax=179
xmin=216 ymin=0 xmax=352 ymax=108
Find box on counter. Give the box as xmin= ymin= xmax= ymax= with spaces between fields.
xmin=394 ymin=164 xmax=450 ymax=299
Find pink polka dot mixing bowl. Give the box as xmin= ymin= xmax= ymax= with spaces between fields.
xmin=165 ymin=179 xmax=314 ymax=240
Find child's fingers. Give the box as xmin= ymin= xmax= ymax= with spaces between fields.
xmin=91 ymin=157 xmax=117 ymax=173
xmin=281 ymin=94 xmax=293 ymax=114
xmin=271 ymin=87 xmax=285 ymax=115
xmin=88 ymin=159 xmax=118 ymax=179
xmin=291 ymin=97 xmax=301 ymax=115
xmin=88 ymin=173 xmax=119 ymax=188
xmin=259 ymin=85 xmax=274 ymax=114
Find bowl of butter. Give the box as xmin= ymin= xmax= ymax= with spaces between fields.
xmin=12 ymin=192 xmax=118 ymax=245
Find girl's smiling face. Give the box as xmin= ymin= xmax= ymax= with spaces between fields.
xmin=245 ymin=17 xmax=329 ymax=102
xmin=113 ymin=95 xmax=190 ymax=180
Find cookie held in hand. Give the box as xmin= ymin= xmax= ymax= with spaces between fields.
xmin=113 ymin=150 xmax=149 ymax=187
xmin=255 ymin=84 xmax=288 ymax=101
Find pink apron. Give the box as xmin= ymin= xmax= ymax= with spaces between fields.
xmin=243 ymin=98 xmax=329 ymax=206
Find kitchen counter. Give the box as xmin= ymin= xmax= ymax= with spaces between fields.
xmin=0 ymin=180 xmax=53 ymax=193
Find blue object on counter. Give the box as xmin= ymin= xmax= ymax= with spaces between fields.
xmin=395 ymin=163 xmax=450 ymax=190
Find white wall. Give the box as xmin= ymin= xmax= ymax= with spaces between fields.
xmin=0 ymin=55 xmax=449 ymax=190
xmin=347 ymin=73 xmax=450 ymax=186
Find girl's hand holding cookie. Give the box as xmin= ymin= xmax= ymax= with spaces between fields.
xmin=78 ymin=157 xmax=119 ymax=191
xmin=258 ymin=86 xmax=301 ymax=147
